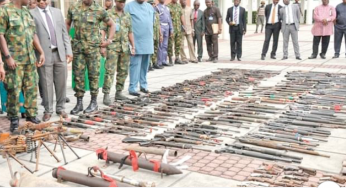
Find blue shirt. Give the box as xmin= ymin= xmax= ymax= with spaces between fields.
xmin=335 ymin=3 xmax=346 ymax=30
xmin=125 ymin=1 xmax=155 ymax=54
xmin=156 ymin=3 xmax=174 ymax=33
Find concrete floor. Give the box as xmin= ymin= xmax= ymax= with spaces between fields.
xmin=0 ymin=24 xmax=346 ymax=187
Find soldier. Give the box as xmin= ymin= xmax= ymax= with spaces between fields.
xmin=104 ymin=0 xmax=112 ymax=10
xmin=167 ymin=0 xmax=185 ymax=65
xmin=102 ymin=0 xmax=135 ymax=105
xmin=0 ymin=0 xmax=46 ymax=132
xmin=148 ymin=0 xmax=162 ymax=70
xmin=156 ymin=0 xmax=173 ymax=68
xmin=0 ymin=0 xmax=7 ymax=80
xmin=66 ymin=0 xmax=115 ymax=114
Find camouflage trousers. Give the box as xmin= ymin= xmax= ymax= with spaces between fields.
xmin=73 ymin=51 xmax=101 ymax=97
xmin=102 ymin=50 xmax=130 ymax=94
xmin=4 ymin=64 xmax=38 ymax=118
xmin=151 ymin=39 xmax=159 ymax=66
xmin=168 ymin=31 xmax=182 ymax=58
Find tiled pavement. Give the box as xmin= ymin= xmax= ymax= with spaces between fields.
xmin=1 ymin=24 xmax=346 ymax=187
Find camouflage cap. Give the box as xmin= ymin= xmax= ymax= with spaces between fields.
xmin=147 ymin=0 xmax=154 ymax=4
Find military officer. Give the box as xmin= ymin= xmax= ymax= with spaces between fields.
xmin=148 ymin=0 xmax=162 ymax=70
xmin=0 ymin=0 xmax=46 ymax=132
xmin=102 ymin=0 xmax=135 ymax=105
xmin=66 ymin=0 xmax=115 ymax=114
xmin=156 ymin=0 xmax=173 ymax=68
xmin=167 ymin=0 xmax=185 ymax=65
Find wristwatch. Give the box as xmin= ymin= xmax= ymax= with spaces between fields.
xmin=4 ymin=54 xmax=11 ymax=59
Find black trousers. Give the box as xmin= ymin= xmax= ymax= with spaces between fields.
xmin=193 ymin=31 xmax=204 ymax=59
xmin=261 ymin=23 xmax=281 ymax=56
xmin=205 ymin=34 xmax=218 ymax=59
xmin=230 ymin=26 xmax=243 ymax=58
xmin=312 ymin=36 xmax=330 ymax=56
xmin=334 ymin=27 xmax=346 ymax=56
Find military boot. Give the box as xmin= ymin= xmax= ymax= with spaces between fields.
xmin=115 ymin=91 xmax=128 ymax=100
xmin=84 ymin=96 xmax=98 ymax=114
xmin=10 ymin=117 xmax=19 ymax=133
xmin=103 ymin=94 xmax=111 ymax=106
xmin=175 ymin=58 xmax=184 ymax=64
xmin=169 ymin=56 xmax=174 ymax=65
xmin=70 ymin=97 xmax=83 ymax=115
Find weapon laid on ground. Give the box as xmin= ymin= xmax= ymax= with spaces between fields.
xmin=11 ymin=171 xmax=68 ymax=187
xmin=123 ymin=146 xmax=178 ymax=157
xmin=96 ymin=148 xmax=183 ymax=176
xmin=52 ymin=166 xmax=132 ymax=187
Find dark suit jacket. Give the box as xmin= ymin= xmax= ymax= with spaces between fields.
xmin=225 ymin=6 xmax=246 ymax=34
xmin=265 ymin=4 xmax=283 ymax=24
xmin=193 ymin=9 xmax=205 ymax=34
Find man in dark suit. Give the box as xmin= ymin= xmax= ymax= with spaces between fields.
xmin=261 ymin=0 xmax=282 ymax=60
xmin=31 ymin=0 xmax=73 ymax=121
xmin=226 ymin=0 xmax=246 ymax=61
xmin=192 ymin=0 xmax=205 ymax=62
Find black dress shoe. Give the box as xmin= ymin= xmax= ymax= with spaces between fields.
xmin=282 ymin=57 xmax=288 ymax=60
xmin=162 ymin=63 xmax=172 ymax=67
xmin=320 ymin=53 xmax=326 ymax=59
xmin=10 ymin=117 xmax=19 ymax=133
xmin=207 ymin=57 xmax=213 ymax=62
xmin=230 ymin=57 xmax=235 ymax=61
xmin=308 ymin=56 xmax=317 ymax=59
xmin=237 ymin=58 xmax=241 ymax=61
xmin=129 ymin=92 xmax=141 ymax=96
xmin=153 ymin=64 xmax=163 ymax=69
xmin=140 ymin=88 xmax=149 ymax=93
xmin=261 ymin=55 xmax=265 ymax=60
xmin=296 ymin=57 xmax=302 ymax=60
xmin=175 ymin=58 xmax=184 ymax=64
xmin=198 ymin=58 xmax=202 ymax=62
xmin=213 ymin=58 xmax=218 ymax=63
xmin=333 ymin=55 xmax=339 ymax=58
xmin=270 ymin=55 xmax=276 ymax=59
xmin=26 ymin=117 xmax=41 ymax=124
xmin=66 ymin=97 xmax=70 ymax=103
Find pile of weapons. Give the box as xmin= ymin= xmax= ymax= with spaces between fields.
xmin=239 ymin=163 xmax=346 ymax=187
xmin=0 ymin=120 xmax=83 ymax=175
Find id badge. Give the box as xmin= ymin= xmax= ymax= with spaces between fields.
xmin=209 ymin=16 xmax=213 ymax=21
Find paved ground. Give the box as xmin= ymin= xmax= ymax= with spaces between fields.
xmin=0 ymin=24 xmax=346 ymax=187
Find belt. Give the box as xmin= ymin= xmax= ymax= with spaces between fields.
xmin=52 ymin=48 xmax=58 ymax=52
xmin=286 ymin=23 xmax=295 ymax=25
xmin=161 ymin=23 xmax=169 ymax=26
xmin=232 ymin=24 xmax=239 ymax=27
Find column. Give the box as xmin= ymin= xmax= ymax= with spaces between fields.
xmin=247 ymin=0 xmax=253 ymax=24
xmin=221 ymin=0 xmax=233 ymax=40
xmin=306 ymin=0 xmax=312 ymax=24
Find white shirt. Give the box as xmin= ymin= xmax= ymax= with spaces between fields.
xmin=233 ymin=6 xmax=240 ymax=25
xmin=268 ymin=4 xmax=279 ymax=24
xmin=285 ymin=4 xmax=294 ymax=24
xmin=38 ymin=6 xmax=57 ymax=49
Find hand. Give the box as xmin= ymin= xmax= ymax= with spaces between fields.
xmin=100 ymin=47 xmax=107 ymax=57
xmin=0 ymin=64 xmax=5 ymax=81
xmin=243 ymin=31 xmax=246 ymax=35
xmin=322 ymin=19 xmax=328 ymax=25
xmin=36 ymin=53 xmax=45 ymax=67
xmin=229 ymin=22 xmax=234 ymax=26
xmin=66 ymin=55 xmax=73 ymax=64
xmin=192 ymin=31 xmax=195 ymax=37
xmin=100 ymin=40 xmax=110 ymax=48
xmin=131 ymin=47 xmax=136 ymax=56
xmin=201 ymin=32 xmax=205 ymax=36
xmin=218 ymin=29 xmax=222 ymax=35
xmin=159 ymin=35 xmax=163 ymax=44
xmin=6 ymin=57 xmax=17 ymax=70
xmin=170 ymin=33 xmax=174 ymax=38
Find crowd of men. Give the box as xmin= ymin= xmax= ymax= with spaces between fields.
xmin=0 ymin=0 xmax=346 ymax=132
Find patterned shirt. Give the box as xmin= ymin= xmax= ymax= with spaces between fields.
xmin=154 ymin=12 xmax=160 ymax=40
xmin=0 ymin=2 xmax=37 ymax=64
xmin=167 ymin=3 xmax=183 ymax=33
xmin=104 ymin=9 xmax=132 ymax=53
xmin=67 ymin=1 xmax=110 ymax=52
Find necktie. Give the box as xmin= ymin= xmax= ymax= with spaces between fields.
xmin=43 ymin=9 xmax=57 ymax=46
xmin=194 ymin=10 xmax=197 ymax=22
xmin=234 ymin=7 xmax=238 ymax=25
xmin=271 ymin=5 xmax=276 ymax=23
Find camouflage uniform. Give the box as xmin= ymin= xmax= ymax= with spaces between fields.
xmin=102 ymin=9 xmax=132 ymax=94
xmin=67 ymin=1 xmax=110 ymax=97
xmin=151 ymin=12 xmax=160 ymax=66
xmin=0 ymin=3 xmax=38 ymax=118
xmin=167 ymin=3 xmax=183 ymax=58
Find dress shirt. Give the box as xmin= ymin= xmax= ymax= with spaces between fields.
xmin=285 ymin=4 xmax=294 ymax=24
xmin=38 ymin=6 xmax=57 ymax=49
xmin=268 ymin=4 xmax=279 ymax=24
xmin=233 ymin=6 xmax=240 ymax=25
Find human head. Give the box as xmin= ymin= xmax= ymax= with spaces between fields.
xmin=194 ymin=0 xmax=200 ymax=10
xmin=180 ymin=0 xmax=186 ymax=7
xmin=28 ymin=0 xmax=37 ymax=8
xmin=172 ymin=0 xmax=178 ymax=3
xmin=0 ymin=0 xmax=8 ymax=6
xmin=206 ymin=0 xmax=212 ymax=8
xmin=260 ymin=1 xmax=265 ymax=6
xmin=342 ymin=0 xmax=346 ymax=4
xmin=283 ymin=0 xmax=289 ymax=5
xmin=104 ymin=0 xmax=112 ymax=9
xmin=37 ymin=0 xmax=48 ymax=9
xmin=234 ymin=0 xmax=240 ymax=6
xmin=159 ymin=0 xmax=164 ymax=4
xmin=322 ymin=0 xmax=329 ymax=5
xmin=273 ymin=0 xmax=279 ymax=5
xmin=295 ymin=0 xmax=299 ymax=3
xmin=115 ymin=0 xmax=125 ymax=10
xmin=82 ymin=0 xmax=93 ymax=6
